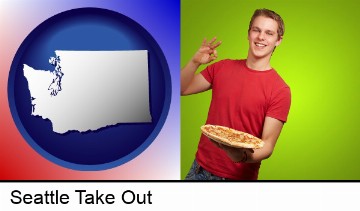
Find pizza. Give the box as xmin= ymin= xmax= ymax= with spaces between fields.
xmin=200 ymin=124 xmax=264 ymax=149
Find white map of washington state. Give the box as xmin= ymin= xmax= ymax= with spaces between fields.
xmin=23 ymin=50 xmax=152 ymax=134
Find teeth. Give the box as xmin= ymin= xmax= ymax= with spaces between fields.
xmin=255 ymin=43 xmax=266 ymax=47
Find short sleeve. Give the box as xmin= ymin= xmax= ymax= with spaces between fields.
xmin=266 ymin=86 xmax=291 ymax=123
xmin=200 ymin=61 xmax=223 ymax=84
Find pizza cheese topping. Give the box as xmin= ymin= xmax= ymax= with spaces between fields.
xmin=201 ymin=125 xmax=264 ymax=149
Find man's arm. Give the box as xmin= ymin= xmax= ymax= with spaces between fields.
xmin=181 ymin=37 xmax=221 ymax=95
xmin=249 ymin=116 xmax=284 ymax=162
xmin=217 ymin=116 xmax=284 ymax=163
xmin=181 ymin=62 xmax=211 ymax=96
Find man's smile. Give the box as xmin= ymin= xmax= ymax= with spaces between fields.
xmin=255 ymin=42 xmax=267 ymax=47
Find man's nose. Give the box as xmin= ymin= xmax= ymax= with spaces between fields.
xmin=258 ymin=32 xmax=265 ymax=40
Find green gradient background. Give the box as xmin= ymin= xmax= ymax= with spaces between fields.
xmin=181 ymin=0 xmax=360 ymax=180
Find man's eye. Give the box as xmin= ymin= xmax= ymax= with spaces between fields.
xmin=266 ymin=32 xmax=274 ymax=36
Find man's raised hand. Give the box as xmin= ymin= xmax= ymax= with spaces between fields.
xmin=192 ymin=37 xmax=222 ymax=65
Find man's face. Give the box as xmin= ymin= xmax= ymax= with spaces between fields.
xmin=248 ymin=16 xmax=282 ymax=60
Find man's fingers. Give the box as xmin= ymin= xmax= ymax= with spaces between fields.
xmin=213 ymin=49 xmax=218 ymax=57
xmin=201 ymin=37 xmax=221 ymax=51
xmin=202 ymin=38 xmax=207 ymax=46
xmin=211 ymin=41 xmax=222 ymax=49
xmin=209 ymin=56 xmax=217 ymax=61
xmin=197 ymin=38 xmax=221 ymax=64
xmin=199 ymin=46 xmax=211 ymax=53
xmin=209 ymin=37 xmax=217 ymax=45
xmin=208 ymin=37 xmax=222 ymax=50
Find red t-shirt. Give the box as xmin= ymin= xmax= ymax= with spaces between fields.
xmin=196 ymin=59 xmax=291 ymax=180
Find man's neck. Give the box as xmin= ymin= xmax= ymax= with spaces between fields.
xmin=246 ymin=55 xmax=272 ymax=71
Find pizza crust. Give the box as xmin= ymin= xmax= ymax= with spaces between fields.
xmin=200 ymin=124 xmax=264 ymax=149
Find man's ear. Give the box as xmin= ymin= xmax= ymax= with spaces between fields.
xmin=275 ymin=36 xmax=283 ymax=46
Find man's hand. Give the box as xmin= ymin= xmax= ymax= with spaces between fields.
xmin=181 ymin=37 xmax=220 ymax=95
xmin=192 ymin=37 xmax=222 ymax=65
xmin=209 ymin=138 xmax=254 ymax=162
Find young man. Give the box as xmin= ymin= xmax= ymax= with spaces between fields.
xmin=181 ymin=9 xmax=291 ymax=180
